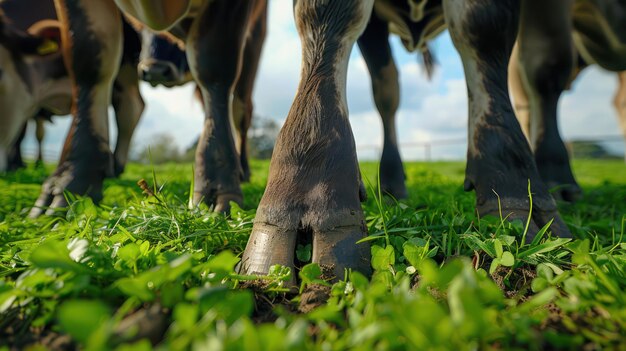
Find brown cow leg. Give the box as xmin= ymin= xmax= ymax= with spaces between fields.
xmin=30 ymin=0 xmax=121 ymax=217
xmin=112 ymin=62 xmax=144 ymax=176
xmin=519 ymin=0 xmax=580 ymax=202
xmin=614 ymin=72 xmax=626 ymax=163
xmin=443 ymin=0 xmax=571 ymax=241
xmin=232 ymin=0 xmax=267 ymax=183
xmin=357 ymin=12 xmax=406 ymax=199
xmin=240 ymin=0 xmax=374 ymax=281
xmin=187 ymin=0 xmax=253 ymax=212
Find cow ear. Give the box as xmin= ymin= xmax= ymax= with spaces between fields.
xmin=34 ymin=38 xmax=59 ymax=55
xmin=0 ymin=24 xmax=55 ymax=56
xmin=15 ymin=34 xmax=57 ymax=56
xmin=28 ymin=20 xmax=62 ymax=55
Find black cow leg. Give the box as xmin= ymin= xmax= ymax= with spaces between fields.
xmin=443 ymin=0 xmax=571 ymax=241
xmin=187 ymin=0 xmax=253 ymax=212
xmin=357 ymin=13 xmax=407 ymax=199
xmin=232 ymin=0 xmax=267 ymax=183
xmin=30 ymin=0 xmax=121 ymax=217
xmin=7 ymin=123 xmax=27 ymax=171
xmin=240 ymin=0 xmax=375 ymax=282
xmin=519 ymin=0 xmax=580 ymax=202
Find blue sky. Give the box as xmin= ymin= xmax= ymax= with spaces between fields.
xmin=22 ymin=0 xmax=626 ymax=162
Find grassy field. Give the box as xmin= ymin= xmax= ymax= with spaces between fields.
xmin=0 ymin=159 xmax=625 ymax=350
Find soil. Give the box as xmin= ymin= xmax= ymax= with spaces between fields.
xmin=0 ymin=307 xmax=75 ymax=351
xmin=298 ymin=284 xmax=331 ymax=314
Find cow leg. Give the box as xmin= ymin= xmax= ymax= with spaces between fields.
xmin=7 ymin=123 xmax=27 ymax=171
xmin=111 ymin=63 xmax=144 ymax=176
xmin=443 ymin=0 xmax=571 ymax=241
xmin=30 ymin=0 xmax=121 ymax=217
xmin=357 ymin=12 xmax=406 ymax=199
xmin=35 ymin=117 xmax=45 ymax=167
xmin=240 ymin=0 xmax=374 ymax=281
xmin=614 ymin=72 xmax=626 ymax=163
xmin=232 ymin=0 xmax=267 ymax=183
xmin=186 ymin=0 xmax=253 ymax=212
xmin=508 ymin=42 xmax=531 ymax=142
xmin=518 ymin=0 xmax=579 ymax=202
xmin=111 ymin=20 xmax=144 ymax=176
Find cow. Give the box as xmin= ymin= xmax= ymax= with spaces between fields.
xmin=506 ymin=0 xmax=626 ymax=202
xmin=509 ymin=50 xmax=626 ymax=199
xmin=0 ymin=7 xmax=68 ymax=172
xmin=29 ymin=0 xmax=268 ymax=217
xmin=0 ymin=0 xmax=144 ymax=176
xmin=5 ymin=22 xmax=195 ymax=174
xmin=139 ymin=34 xmax=192 ymax=87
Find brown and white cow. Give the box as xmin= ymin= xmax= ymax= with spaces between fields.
xmin=0 ymin=7 xmax=69 ymax=172
xmin=0 ymin=0 xmax=144 ymax=176
xmin=30 ymin=0 xmax=267 ymax=216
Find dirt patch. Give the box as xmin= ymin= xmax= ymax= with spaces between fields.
xmin=240 ymin=280 xmax=298 ymax=323
xmin=490 ymin=266 xmax=536 ymax=299
xmin=0 ymin=307 xmax=75 ymax=351
xmin=113 ymin=304 xmax=169 ymax=345
xmin=298 ymin=284 xmax=331 ymax=314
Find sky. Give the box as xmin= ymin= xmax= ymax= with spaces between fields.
xmin=22 ymin=0 xmax=626 ymax=162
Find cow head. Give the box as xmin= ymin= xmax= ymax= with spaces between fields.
xmin=0 ymin=15 xmax=69 ymax=171
xmin=138 ymin=31 xmax=191 ymax=87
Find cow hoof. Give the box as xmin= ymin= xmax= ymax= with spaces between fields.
xmin=240 ymin=215 xmax=371 ymax=283
xmin=535 ymin=153 xmax=581 ymax=203
xmin=381 ymin=182 xmax=408 ymax=200
xmin=29 ymin=163 xmax=104 ymax=218
xmin=547 ymin=182 xmax=582 ymax=203
xmin=240 ymin=170 xmax=251 ymax=183
xmin=214 ymin=193 xmax=243 ymax=214
xmin=478 ymin=203 xmax=572 ymax=243
xmin=113 ymin=160 xmax=125 ymax=178
xmin=312 ymin=225 xmax=372 ymax=280
xmin=239 ymin=223 xmax=298 ymax=282
xmin=359 ymin=180 xmax=368 ymax=202
xmin=193 ymin=191 xmax=242 ymax=214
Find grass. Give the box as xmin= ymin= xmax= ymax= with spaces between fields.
xmin=0 ymin=159 xmax=625 ymax=350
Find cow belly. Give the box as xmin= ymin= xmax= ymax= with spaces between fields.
xmin=573 ymin=2 xmax=626 ymax=71
xmin=114 ymin=0 xmax=202 ymax=30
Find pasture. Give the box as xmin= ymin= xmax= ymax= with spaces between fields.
xmin=0 ymin=159 xmax=625 ymax=350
